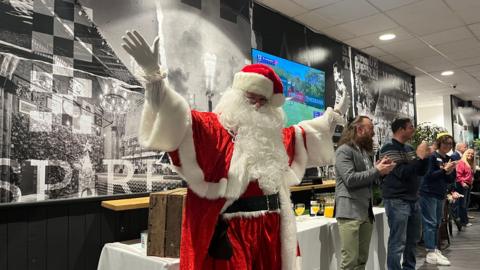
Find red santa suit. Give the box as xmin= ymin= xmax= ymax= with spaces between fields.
xmin=138 ymin=64 xmax=341 ymax=270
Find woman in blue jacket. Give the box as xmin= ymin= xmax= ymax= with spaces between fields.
xmin=419 ymin=134 xmax=456 ymax=266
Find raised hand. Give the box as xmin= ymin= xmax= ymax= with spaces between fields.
xmin=334 ymin=85 xmax=350 ymax=116
xmin=121 ymin=30 xmax=160 ymax=75
xmin=416 ymin=141 xmax=430 ymax=160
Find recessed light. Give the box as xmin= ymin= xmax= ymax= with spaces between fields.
xmin=441 ymin=70 xmax=454 ymax=76
xmin=379 ymin=33 xmax=396 ymax=41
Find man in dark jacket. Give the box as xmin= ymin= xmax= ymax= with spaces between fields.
xmin=379 ymin=118 xmax=430 ymax=270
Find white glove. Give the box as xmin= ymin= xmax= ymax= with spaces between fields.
xmin=334 ymin=86 xmax=350 ymax=116
xmin=122 ymin=30 xmax=165 ymax=110
xmin=121 ymin=30 xmax=160 ymax=75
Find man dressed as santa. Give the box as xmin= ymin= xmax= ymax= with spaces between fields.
xmin=122 ymin=30 xmax=349 ymax=270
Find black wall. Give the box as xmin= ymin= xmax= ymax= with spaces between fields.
xmin=0 ymin=199 xmax=148 ymax=270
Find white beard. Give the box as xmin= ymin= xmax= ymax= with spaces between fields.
xmin=214 ymin=89 xmax=289 ymax=196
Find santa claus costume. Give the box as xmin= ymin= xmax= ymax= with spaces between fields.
xmin=137 ymin=61 xmax=345 ymax=269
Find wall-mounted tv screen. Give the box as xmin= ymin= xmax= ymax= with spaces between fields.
xmin=251 ymin=49 xmax=326 ymax=127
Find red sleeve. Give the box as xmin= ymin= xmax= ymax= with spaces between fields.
xmin=282 ymin=127 xmax=296 ymax=166
xmin=282 ymin=126 xmax=306 ymax=166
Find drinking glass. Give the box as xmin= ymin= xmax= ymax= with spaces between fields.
xmin=310 ymin=201 xmax=320 ymax=216
xmin=294 ymin=203 xmax=305 ymax=216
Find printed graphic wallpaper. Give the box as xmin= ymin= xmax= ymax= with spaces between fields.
xmin=0 ymin=0 xmax=251 ymax=204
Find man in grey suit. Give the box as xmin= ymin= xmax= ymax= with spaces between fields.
xmin=335 ymin=116 xmax=396 ymax=270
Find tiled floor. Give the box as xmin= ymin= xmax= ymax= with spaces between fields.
xmin=416 ymin=210 xmax=480 ymax=269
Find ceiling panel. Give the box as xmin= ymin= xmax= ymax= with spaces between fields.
xmin=367 ymin=0 xmax=420 ymax=11
xmin=320 ymin=25 xmax=357 ymax=41
xmin=308 ymin=0 xmax=378 ymax=25
xmin=292 ymin=0 xmax=341 ymax=9
xmin=376 ymin=38 xmax=438 ymax=60
xmin=453 ymin=56 xmax=480 ymax=67
xmin=407 ymin=55 xmax=456 ymax=73
xmin=343 ymin=37 xmax=372 ymax=49
xmin=468 ymin=23 xmax=480 ymax=37
xmin=361 ymin=46 xmax=389 ymax=57
xmin=296 ymin=10 xmax=334 ymax=30
xmin=391 ymin=61 xmax=414 ymax=71
xmin=463 ymin=64 xmax=480 ymax=73
xmin=333 ymin=13 xmax=398 ymax=36
xmin=256 ymin=0 xmax=308 ymax=17
xmin=444 ymin=0 xmax=480 ymax=24
xmin=441 ymin=48 xmax=480 ymax=61
xmin=435 ymin=37 xmax=480 ymax=54
xmin=358 ymin=27 xmax=414 ymax=46
xmin=420 ymin=26 xmax=474 ymax=46
xmin=386 ymin=0 xmax=464 ymax=35
xmin=377 ymin=54 xmax=402 ymax=63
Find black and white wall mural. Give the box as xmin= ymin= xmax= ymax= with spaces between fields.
xmin=351 ymin=49 xmax=415 ymax=148
xmin=451 ymin=95 xmax=480 ymax=144
xmin=0 ymin=0 xmax=251 ymax=204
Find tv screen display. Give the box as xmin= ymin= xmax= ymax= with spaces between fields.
xmin=251 ymin=49 xmax=326 ymax=127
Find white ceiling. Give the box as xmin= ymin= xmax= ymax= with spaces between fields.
xmin=255 ymin=0 xmax=480 ymax=108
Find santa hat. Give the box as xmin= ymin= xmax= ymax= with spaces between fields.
xmin=231 ymin=63 xmax=285 ymax=107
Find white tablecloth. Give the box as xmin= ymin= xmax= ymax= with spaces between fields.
xmin=296 ymin=207 xmax=389 ymax=270
xmin=97 ymin=240 xmax=179 ymax=270
xmin=97 ymin=207 xmax=389 ymax=270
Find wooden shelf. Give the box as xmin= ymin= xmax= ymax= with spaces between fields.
xmin=101 ymin=197 xmax=150 ymax=211
xmin=289 ymin=180 xmax=336 ymax=192
xmin=101 ymin=180 xmax=336 ymax=211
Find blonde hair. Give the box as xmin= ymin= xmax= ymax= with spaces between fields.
xmin=461 ymin=148 xmax=475 ymax=171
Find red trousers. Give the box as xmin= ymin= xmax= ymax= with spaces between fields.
xmin=203 ymin=212 xmax=282 ymax=270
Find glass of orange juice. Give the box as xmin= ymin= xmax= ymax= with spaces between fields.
xmin=310 ymin=201 xmax=320 ymax=216
xmin=294 ymin=203 xmax=305 ymax=216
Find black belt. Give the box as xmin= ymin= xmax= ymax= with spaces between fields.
xmin=223 ymin=193 xmax=280 ymax=213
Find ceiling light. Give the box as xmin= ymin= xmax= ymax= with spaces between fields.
xmin=379 ymin=33 xmax=396 ymax=41
xmin=441 ymin=70 xmax=454 ymax=76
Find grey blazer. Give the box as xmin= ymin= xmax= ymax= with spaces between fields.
xmin=334 ymin=144 xmax=380 ymax=221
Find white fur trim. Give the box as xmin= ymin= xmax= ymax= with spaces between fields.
xmin=223 ymin=141 xmax=255 ymax=199
xmin=270 ymin=93 xmax=285 ymax=107
xmin=279 ymin=183 xmax=299 ymax=270
xmin=232 ymin=72 xmax=273 ymax=98
xmin=298 ymin=108 xmax=336 ymax=167
xmin=139 ymin=79 xmax=190 ymax=151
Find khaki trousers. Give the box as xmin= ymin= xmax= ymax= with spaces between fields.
xmin=337 ymin=218 xmax=373 ymax=270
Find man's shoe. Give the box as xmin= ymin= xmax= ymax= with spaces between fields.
xmin=465 ymin=222 xmax=473 ymax=227
xmin=426 ymin=252 xmax=451 ymax=266
xmin=435 ymin=249 xmax=448 ymax=260
xmin=468 ymin=215 xmax=475 ymax=220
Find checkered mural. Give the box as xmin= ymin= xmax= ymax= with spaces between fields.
xmin=0 ymin=0 xmax=184 ymax=204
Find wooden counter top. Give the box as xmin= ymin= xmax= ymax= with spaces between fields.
xmin=289 ymin=180 xmax=336 ymax=192
xmin=101 ymin=180 xmax=336 ymax=211
xmin=101 ymin=196 xmax=150 ymax=211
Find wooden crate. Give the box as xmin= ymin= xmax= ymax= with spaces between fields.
xmin=147 ymin=188 xmax=187 ymax=258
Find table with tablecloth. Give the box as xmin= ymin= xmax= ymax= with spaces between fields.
xmin=97 ymin=207 xmax=389 ymax=270
xmin=296 ymin=207 xmax=389 ymax=270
